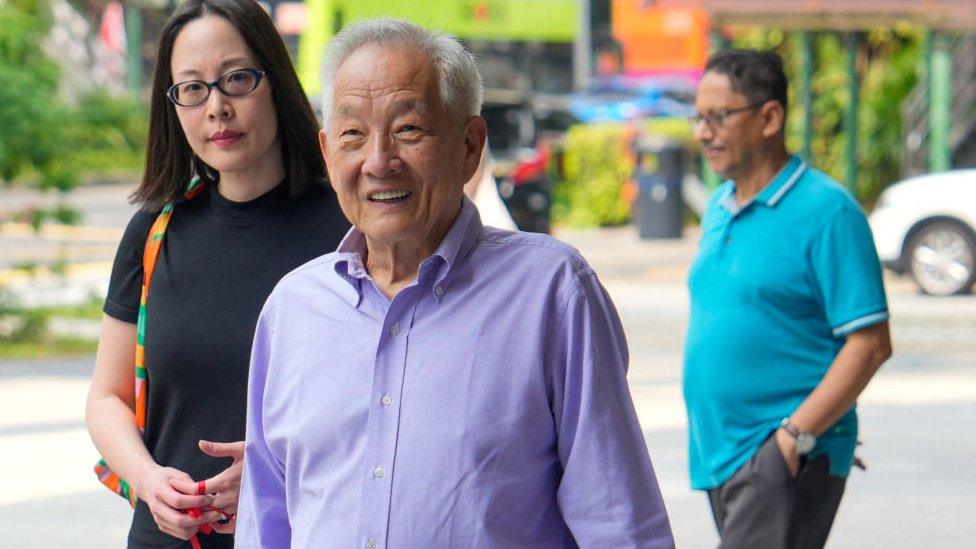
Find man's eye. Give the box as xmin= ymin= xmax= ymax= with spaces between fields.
xmin=340 ymin=129 xmax=362 ymax=138
xmin=397 ymin=125 xmax=422 ymax=134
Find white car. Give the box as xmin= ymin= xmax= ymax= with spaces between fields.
xmin=869 ymin=169 xmax=976 ymax=296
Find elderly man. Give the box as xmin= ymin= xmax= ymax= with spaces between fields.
xmin=235 ymin=19 xmax=673 ymax=548
xmin=684 ymin=49 xmax=892 ymax=548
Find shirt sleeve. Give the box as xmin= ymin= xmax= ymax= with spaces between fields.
xmin=549 ymin=271 xmax=675 ymax=548
xmin=809 ymin=202 xmax=889 ymax=337
xmin=236 ymin=298 xmax=291 ymax=548
xmin=103 ymin=209 xmax=156 ymax=323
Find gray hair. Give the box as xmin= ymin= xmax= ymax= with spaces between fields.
xmin=320 ymin=18 xmax=483 ymax=129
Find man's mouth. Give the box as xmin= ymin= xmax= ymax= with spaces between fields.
xmin=368 ymin=190 xmax=412 ymax=203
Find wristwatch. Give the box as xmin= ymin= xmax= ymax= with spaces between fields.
xmin=780 ymin=418 xmax=817 ymax=455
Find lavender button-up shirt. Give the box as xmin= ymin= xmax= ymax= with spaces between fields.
xmin=236 ymin=199 xmax=673 ymax=548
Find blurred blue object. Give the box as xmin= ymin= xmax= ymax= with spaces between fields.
xmin=569 ymin=74 xmax=697 ymax=123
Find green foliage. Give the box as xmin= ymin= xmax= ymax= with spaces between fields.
xmin=550 ymin=118 xmax=695 ymax=228
xmin=852 ymin=26 xmax=922 ymax=205
xmin=640 ymin=117 xmax=697 ymax=147
xmin=11 ymin=203 xmax=82 ymax=230
xmin=551 ymin=123 xmax=634 ymax=227
xmin=807 ymin=33 xmax=846 ymax=178
xmin=0 ymin=0 xmax=77 ymax=191
xmin=0 ymin=287 xmax=49 ymax=343
xmin=729 ymin=26 xmax=923 ymax=205
xmin=0 ymin=288 xmax=102 ymax=357
xmin=0 ymin=335 xmax=99 ymax=359
xmin=65 ymin=92 xmax=149 ymax=174
xmin=39 ymin=293 xmax=104 ymax=321
xmin=0 ymin=0 xmax=148 ymax=190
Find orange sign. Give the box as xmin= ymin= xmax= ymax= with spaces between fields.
xmin=611 ymin=1 xmax=709 ymax=74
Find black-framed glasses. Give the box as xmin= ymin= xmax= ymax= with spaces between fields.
xmin=688 ymin=101 xmax=769 ymax=129
xmin=167 ymin=68 xmax=266 ymax=107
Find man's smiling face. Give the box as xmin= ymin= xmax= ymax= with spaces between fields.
xmin=320 ymin=45 xmax=483 ymax=251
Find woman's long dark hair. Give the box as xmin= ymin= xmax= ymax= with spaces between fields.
xmin=132 ymin=0 xmax=325 ymax=209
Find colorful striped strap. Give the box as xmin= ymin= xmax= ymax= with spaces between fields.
xmin=94 ymin=176 xmax=205 ymax=511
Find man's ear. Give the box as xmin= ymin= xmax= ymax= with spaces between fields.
xmin=460 ymin=115 xmax=488 ymax=183
xmin=760 ymin=101 xmax=786 ymax=138
xmin=318 ymin=128 xmax=330 ymax=165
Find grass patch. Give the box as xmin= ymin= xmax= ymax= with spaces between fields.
xmin=0 ymin=336 xmax=98 ymax=359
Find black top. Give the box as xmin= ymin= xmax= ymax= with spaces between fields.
xmin=104 ymin=180 xmax=349 ymax=548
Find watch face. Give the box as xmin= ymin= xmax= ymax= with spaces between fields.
xmin=796 ymin=433 xmax=816 ymax=455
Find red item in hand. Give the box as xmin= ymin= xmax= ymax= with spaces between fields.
xmin=187 ymin=480 xmax=214 ymax=548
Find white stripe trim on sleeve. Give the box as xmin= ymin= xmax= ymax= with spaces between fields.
xmin=832 ymin=311 xmax=890 ymax=337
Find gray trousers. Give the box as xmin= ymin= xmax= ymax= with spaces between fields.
xmin=707 ymin=433 xmax=847 ymax=549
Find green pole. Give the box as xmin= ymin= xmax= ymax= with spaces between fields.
xmin=922 ymin=28 xmax=932 ymax=90
xmin=843 ymin=32 xmax=859 ymax=194
xmin=709 ymin=28 xmax=730 ymax=52
xmin=929 ymin=32 xmax=952 ymax=173
xmin=797 ymin=31 xmax=814 ymax=162
xmin=125 ymin=2 xmax=143 ymax=95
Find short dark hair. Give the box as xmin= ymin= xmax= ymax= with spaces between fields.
xmin=704 ymin=49 xmax=788 ymax=113
xmin=133 ymin=0 xmax=325 ymax=209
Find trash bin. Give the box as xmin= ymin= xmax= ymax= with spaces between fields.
xmin=635 ymin=138 xmax=685 ymax=239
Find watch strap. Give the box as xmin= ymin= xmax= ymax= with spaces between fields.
xmin=780 ymin=417 xmax=801 ymax=438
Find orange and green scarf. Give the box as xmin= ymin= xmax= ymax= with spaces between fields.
xmin=94 ymin=177 xmax=205 ymax=506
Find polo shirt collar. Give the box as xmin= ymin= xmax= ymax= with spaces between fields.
xmin=756 ymin=155 xmax=807 ymax=207
xmin=332 ymin=196 xmax=483 ymax=305
xmin=721 ymin=155 xmax=807 ymax=215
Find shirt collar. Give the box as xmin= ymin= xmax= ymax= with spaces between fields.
xmin=331 ymin=229 xmax=366 ymax=308
xmin=755 ymin=155 xmax=806 ymax=207
xmin=332 ymin=196 xmax=484 ymax=304
xmin=426 ymin=196 xmax=483 ymax=292
xmin=720 ymin=155 xmax=807 ymax=215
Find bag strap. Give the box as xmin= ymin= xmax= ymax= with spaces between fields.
xmin=94 ymin=176 xmax=205 ymax=507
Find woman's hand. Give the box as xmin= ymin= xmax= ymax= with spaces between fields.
xmin=172 ymin=440 xmax=245 ymax=534
xmin=139 ymin=465 xmax=220 ymax=540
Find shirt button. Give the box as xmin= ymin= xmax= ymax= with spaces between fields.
xmin=390 ymin=323 xmax=401 ymax=336
xmin=381 ymin=394 xmax=393 ymax=407
xmin=434 ymin=286 xmax=444 ymax=297
xmin=373 ymin=466 xmax=384 ymax=478
xmin=366 ymin=540 xmax=377 ymax=549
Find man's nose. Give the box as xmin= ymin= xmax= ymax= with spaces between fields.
xmin=362 ymin=134 xmax=403 ymax=178
xmin=692 ymin=118 xmax=713 ymax=144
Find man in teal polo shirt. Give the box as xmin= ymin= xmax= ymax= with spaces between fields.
xmin=684 ymin=49 xmax=892 ymax=548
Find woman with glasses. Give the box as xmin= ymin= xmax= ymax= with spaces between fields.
xmin=85 ymin=1 xmax=348 ymax=546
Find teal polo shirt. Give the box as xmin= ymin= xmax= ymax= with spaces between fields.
xmin=684 ymin=155 xmax=889 ymax=490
